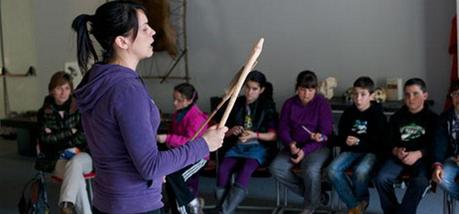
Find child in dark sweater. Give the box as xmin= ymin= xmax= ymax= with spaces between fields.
xmin=327 ymin=76 xmax=387 ymax=214
xmin=374 ymin=78 xmax=439 ymax=214
xmin=432 ymin=80 xmax=459 ymax=200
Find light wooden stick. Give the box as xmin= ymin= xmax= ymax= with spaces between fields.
xmin=219 ymin=38 xmax=264 ymax=128
xmin=190 ymin=85 xmax=237 ymax=140
xmin=189 ymin=61 xmax=259 ymax=140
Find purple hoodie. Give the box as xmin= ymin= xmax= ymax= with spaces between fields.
xmin=74 ymin=64 xmax=209 ymax=213
xmin=278 ymin=94 xmax=333 ymax=156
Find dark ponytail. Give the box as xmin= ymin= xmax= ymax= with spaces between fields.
xmin=72 ymin=14 xmax=98 ymax=74
xmin=174 ymin=83 xmax=198 ymax=103
xmin=72 ymin=1 xmax=145 ymax=74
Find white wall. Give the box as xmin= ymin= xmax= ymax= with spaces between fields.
xmin=0 ymin=0 xmax=455 ymax=116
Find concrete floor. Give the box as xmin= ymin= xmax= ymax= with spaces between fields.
xmin=0 ymin=138 xmax=457 ymax=214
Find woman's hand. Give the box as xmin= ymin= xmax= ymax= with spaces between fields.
xmin=156 ymin=134 xmax=167 ymax=143
xmin=202 ymin=125 xmax=228 ymax=152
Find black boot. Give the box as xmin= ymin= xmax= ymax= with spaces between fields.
xmin=221 ymin=186 xmax=247 ymax=214
xmin=215 ymin=187 xmax=227 ymax=209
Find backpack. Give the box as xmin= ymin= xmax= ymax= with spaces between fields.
xmin=18 ymin=172 xmax=50 ymax=214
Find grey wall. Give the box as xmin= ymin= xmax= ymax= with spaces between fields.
xmin=0 ymin=0 xmax=104 ymax=117
xmin=0 ymin=0 xmax=38 ymax=117
xmin=173 ymin=0 xmax=454 ymax=113
xmin=0 ymin=0 xmax=455 ymax=116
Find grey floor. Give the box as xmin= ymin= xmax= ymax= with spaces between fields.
xmin=0 ymin=138 xmax=457 ymax=214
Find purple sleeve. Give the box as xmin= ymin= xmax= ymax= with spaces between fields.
xmin=302 ymin=98 xmax=333 ymax=156
xmin=278 ymin=99 xmax=294 ymax=147
xmin=115 ymin=82 xmax=209 ymax=180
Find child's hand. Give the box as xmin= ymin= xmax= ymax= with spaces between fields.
xmin=346 ymin=136 xmax=360 ymax=146
xmin=393 ymin=147 xmax=408 ymax=160
xmin=310 ymin=133 xmax=326 ymax=142
xmin=226 ymin=126 xmax=244 ymax=137
xmin=289 ymin=142 xmax=300 ymax=156
xmin=401 ymin=151 xmax=422 ymax=166
xmin=239 ymin=130 xmax=256 ymax=142
xmin=44 ymin=127 xmax=52 ymax=134
xmin=290 ymin=149 xmax=304 ymax=164
xmin=432 ymin=166 xmax=443 ymax=184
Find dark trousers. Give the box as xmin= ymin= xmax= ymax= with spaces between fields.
xmin=165 ymin=159 xmax=206 ymax=208
xmin=374 ymin=157 xmax=429 ymax=214
xmin=166 ymin=166 xmax=196 ymax=206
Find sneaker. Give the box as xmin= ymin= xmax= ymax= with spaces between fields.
xmin=60 ymin=201 xmax=75 ymax=214
xmin=347 ymin=206 xmax=362 ymax=214
xmin=188 ymin=198 xmax=204 ymax=214
xmin=347 ymin=201 xmax=368 ymax=214
xmin=300 ymin=208 xmax=315 ymax=214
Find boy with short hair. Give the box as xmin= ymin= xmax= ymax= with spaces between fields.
xmin=374 ymin=78 xmax=439 ymax=214
xmin=327 ymin=76 xmax=387 ymax=214
xmin=432 ymin=80 xmax=459 ymax=200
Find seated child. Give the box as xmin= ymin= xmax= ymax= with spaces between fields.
xmin=269 ymin=70 xmax=333 ymax=214
xmin=215 ymin=70 xmax=277 ymax=214
xmin=374 ymin=78 xmax=439 ymax=214
xmin=432 ymin=80 xmax=459 ymax=200
xmin=327 ymin=76 xmax=387 ymax=214
xmin=157 ymin=83 xmax=208 ymax=214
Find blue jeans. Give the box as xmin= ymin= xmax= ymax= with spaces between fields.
xmin=439 ymin=158 xmax=459 ymax=200
xmin=269 ymin=147 xmax=330 ymax=210
xmin=327 ymin=152 xmax=376 ymax=208
xmin=373 ymin=157 xmax=429 ymax=214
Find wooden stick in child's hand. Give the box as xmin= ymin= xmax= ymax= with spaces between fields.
xmin=219 ymin=38 xmax=264 ymax=128
xmin=301 ymin=125 xmax=313 ymax=134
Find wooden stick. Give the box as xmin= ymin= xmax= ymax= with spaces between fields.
xmin=219 ymin=38 xmax=264 ymax=128
xmin=190 ymin=85 xmax=237 ymax=140
xmin=189 ymin=61 xmax=259 ymax=140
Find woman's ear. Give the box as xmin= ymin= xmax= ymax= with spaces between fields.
xmin=114 ymin=35 xmax=130 ymax=50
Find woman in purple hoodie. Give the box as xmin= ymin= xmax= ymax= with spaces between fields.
xmin=71 ymin=1 xmax=227 ymax=214
xmin=269 ymin=70 xmax=333 ymax=214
